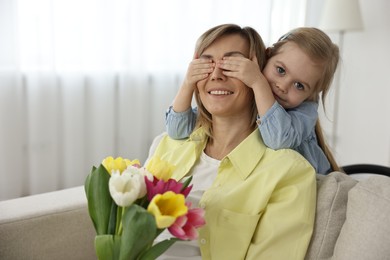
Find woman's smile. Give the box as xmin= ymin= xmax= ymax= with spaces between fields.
xmin=208 ymin=90 xmax=234 ymax=95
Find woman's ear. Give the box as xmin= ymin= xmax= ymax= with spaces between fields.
xmin=193 ymin=52 xmax=198 ymax=59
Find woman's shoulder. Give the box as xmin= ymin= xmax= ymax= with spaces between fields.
xmin=264 ymin=146 xmax=315 ymax=174
xmin=147 ymin=132 xmax=168 ymax=157
xmin=147 ymin=132 xmax=190 ymax=156
xmin=146 ymin=129 xmax=206 ymax=164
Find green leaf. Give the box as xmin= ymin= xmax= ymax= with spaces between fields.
xmin=95 ymin=235 xmax=121 ymax=260
xmin=85 ymin=164 xmax=112 ymax=235
xmin=139 ymin=238 xmax=180 ymax=260
xmin=107 ymin=200 xmax=118 ymax=235
xmin=84 ymin=166 xmax=96 ymax=196
xmin=181 ymin=176 xmax=193 ymax=190
xmin=119 ymin=204 xmax=157 ymax=260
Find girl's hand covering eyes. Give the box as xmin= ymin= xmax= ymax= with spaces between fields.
xmin=182 ymin=58 xmax=215 ymax=90
xmin=218 ymin=56 xmax=266 ymax=88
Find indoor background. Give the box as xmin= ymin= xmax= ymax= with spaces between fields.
xmin=1 ymin=0 xmax=389 ymax=200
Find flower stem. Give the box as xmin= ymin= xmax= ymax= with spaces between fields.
xmin=116 ymin=206 xmax=127 ymax=236
xmin=115 ymin=206 xmax=122 ymax=235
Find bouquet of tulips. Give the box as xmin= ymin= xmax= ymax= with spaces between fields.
xmin=84 ymin=156 xmax=205 ymax=260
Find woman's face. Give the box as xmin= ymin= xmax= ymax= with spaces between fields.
xmin=263 ymin=42 xmax=323 ymax=109
xmin=196 ymin=34 xmax=253 ymax=119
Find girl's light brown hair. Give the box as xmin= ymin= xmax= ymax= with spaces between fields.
xmin=268 ymin=27 xmax=341 ymax=172
xmin=193 ymin=24 xmax=267 ymax=138
xmin=268 ymin=27 xmax=339 ymax=104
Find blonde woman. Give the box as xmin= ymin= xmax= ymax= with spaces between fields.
xmin=150 ymin=24 xmax=316 ymax=260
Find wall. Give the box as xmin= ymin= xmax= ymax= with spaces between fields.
xmin=306 ymin=0 xmax=390 ymax=167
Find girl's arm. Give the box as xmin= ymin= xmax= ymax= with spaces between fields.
xmin=259 ymin=101 xmax=318 ymax=149
xmin=172 ymin=57 xmax=214 ymax=112
xmin=165 ymin=106 xmax=197 ymax=139
xmin=166 ymin=57 xmax=214 ymax=139
xmin=218 ymin=56 xmax=318 ymax=150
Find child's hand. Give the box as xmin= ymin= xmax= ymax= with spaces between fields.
xmin=219 ymin=56 xmax=275 ymax=116
xmin=218 ymin=56 xmax=267 ymax=89
xmin=182 ymin=58 xmax=215 ymax=90
xmin=171 ymin=57 xmax=214 ymax=113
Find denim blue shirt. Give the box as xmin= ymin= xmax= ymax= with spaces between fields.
xmin=165 ymin=101 xmax=331 ymax=174
xmin=259 ymin=101 xmax=330 ymax=174
xmin=165 ymin=106 xmax=198 ymax=140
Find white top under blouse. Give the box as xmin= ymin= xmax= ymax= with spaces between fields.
xmin=156 ymin=151 xmax=219 ymax=260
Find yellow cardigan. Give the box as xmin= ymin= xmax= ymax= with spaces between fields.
xmin=150 ymin=128 xmax=316 ymax=260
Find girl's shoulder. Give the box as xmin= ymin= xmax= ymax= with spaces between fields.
xmin=288 ymin=101 xmax=319 ymax=118
xmin=296 ymin=101 xmax=318 ymax=110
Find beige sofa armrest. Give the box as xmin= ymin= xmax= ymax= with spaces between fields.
xmin=305 ymin=172 xmax=358 ymax=260
xmin=332 ymin=175 xmax=390 ymax=259
xmin=0 ymin=186 xmax=96 ymax=260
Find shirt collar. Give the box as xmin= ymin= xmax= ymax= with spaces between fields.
xmin=226 ymin=129 xmax=266 ymax=180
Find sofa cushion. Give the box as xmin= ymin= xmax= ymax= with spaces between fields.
xmin=332 ymin=176 xmax=390 ymax=260
xmin=305 ymin=171 xmax=357 ymax=260
xmin=0 ymin=186 xmax=96 ymax=260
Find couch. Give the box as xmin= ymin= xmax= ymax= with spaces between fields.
xmin=1 ymin=171 xmax=390 ymax=260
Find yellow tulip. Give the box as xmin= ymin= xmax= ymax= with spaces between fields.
xmin=147 ymin=191 xmax=188 ymax=229
xmin=145 ymin=156 xmax=175 ymax=181
xmin=102 ymin=156 xmax=141 ymax=175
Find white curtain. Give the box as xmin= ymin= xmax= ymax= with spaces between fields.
xmin=0 ymin=0 xmax=306 ymax=200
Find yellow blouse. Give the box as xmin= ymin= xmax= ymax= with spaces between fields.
xmin=150 ymin=128 xmax=316 ymax=260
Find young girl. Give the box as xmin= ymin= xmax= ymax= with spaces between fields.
xmin=165 ymin=27 xmax=340 ymax=174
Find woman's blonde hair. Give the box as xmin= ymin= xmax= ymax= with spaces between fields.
xmin=268 ymin=27 xmax=341 ymax=172
xmin=193 ymin=24 xmax=267 ymax=138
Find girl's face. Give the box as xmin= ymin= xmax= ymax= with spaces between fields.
xmin=263 ymin=42 xmax=323 ymax=109
xmin=196 ymin=34 xmax=253 ymax=119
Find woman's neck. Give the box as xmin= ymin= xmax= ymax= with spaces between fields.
xmin=204 ymin=118 xmax=254 ymax=160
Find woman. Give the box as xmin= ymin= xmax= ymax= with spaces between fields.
xmin=149 ymin=24 xmax=316 ymax=260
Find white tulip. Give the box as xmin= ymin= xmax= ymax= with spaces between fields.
xmin=109 ymin=170 xmax=143 ymax=207
xmin=124 ymin=165 xmax=153 ymax=198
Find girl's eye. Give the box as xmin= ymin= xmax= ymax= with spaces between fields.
xmin=276 ymin=66 xmax=285 ymax=75
xmin=294 ymin=82 xmax=305 ymax=91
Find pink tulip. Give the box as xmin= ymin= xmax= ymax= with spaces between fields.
xmin=145 ymin=177 xmax=192 ymax=201
xmin=168 ymin=202 xmax=206 ymax=240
